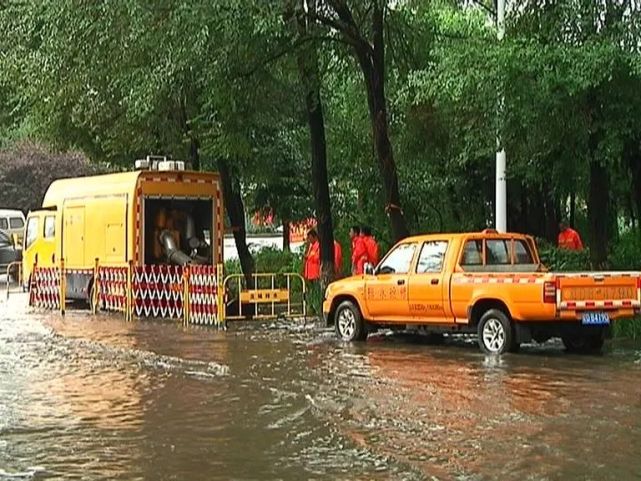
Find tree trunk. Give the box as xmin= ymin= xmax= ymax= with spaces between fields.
xmin=294 ymin=0 xmax=335 ymax=290
xmin=282 ymin=220 xmax=291 ymax=252
xmin=588 ymin=159 xmax=610 ymax=268
xmin=518 ymin=183 xmax=528 ymax=233
xmin=189 ymin=136 xmax=200 ymax=171
xmin=543 ymin=185 xmax=558 ymax=242
xmin=351 ymin=4 xmax=409 ymax=242
xmin=179 ymin=99 xmax=200 ymax=172
xmin=217 ymin=158 xmax=255 ymax=288
xmin=318 ymin=2 xmax=409 ymax=242
xmin=569 ymin=191 xmax=576 ymax=227
xmin=627 ymin=140 xmax=641 ymax=238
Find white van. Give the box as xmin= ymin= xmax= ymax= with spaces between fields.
xmin=0 ymin=209 xmax=26 ymax=243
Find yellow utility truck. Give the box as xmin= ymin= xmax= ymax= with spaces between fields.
xmin=22 ymin=158 xmax=224 ymax=303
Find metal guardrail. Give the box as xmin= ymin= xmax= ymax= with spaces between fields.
xmin=223 ymin=272 xmax=307 ymax=321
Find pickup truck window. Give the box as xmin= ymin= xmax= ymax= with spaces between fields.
xmin=0 ymin=218 xmax=7 ymax=230
xmin=377 ymin=243 xmax=417 ymax=275
xmin=515 ymin=239 xmax=534 ymax=264
xmin=461 ymin=240 xmax=483 ymax=266
xmin=486 ymin=239 xmax=510 ymax=265
xmin=460 ymin=237 xmax=537 ymax=271
xmin=416 ymin=241 xmax=448 ymax=273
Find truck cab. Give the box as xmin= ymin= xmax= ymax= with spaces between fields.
xmin=0 ymin=209 xmax=26 ymax=244
xmin=22 ymin=209 xmax=57 ymax=287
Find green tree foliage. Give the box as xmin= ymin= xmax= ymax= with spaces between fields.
xmin=1 ymin=0 xmax=640 ymax=272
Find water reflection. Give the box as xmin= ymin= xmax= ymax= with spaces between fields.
xmin=1 ymin=295 xmax=641 ymax=481
xmin=324 ymin=335 xmax=641 ymax=481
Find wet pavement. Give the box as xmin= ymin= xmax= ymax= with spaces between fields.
xmin=1 ymin=292 xmax=641 ymax=480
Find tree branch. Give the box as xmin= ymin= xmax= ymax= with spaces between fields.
xmin=234 ymin=36 xmax=309 ymax=78
xmin=469 ymin=0 xmax=496 ymax=18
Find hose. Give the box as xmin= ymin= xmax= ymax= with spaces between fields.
xmin=159 ymin=230 xmax=192 ymax=266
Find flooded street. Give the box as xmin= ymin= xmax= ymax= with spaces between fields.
xmin=1 ymin=294 xmax=641 ymax=480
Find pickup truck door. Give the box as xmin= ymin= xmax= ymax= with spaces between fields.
xmin=365 ymin=242 xmax=417 ymax=322
xmin=408 ymin=240 xmax=450 ymax=322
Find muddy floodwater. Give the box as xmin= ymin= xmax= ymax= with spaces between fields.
xmin=1 ymin=294 xmax=641 ymax=480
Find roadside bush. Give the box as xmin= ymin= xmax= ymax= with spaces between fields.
xmin=224 ymin=246 xmax=303 ymax=276
xmin=538 ymin=245 xmax=591 ymax=272
xmin=612 ymin=318 xmax=641 ymax=340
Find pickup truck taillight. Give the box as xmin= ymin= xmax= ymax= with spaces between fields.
xmin=543 ymin=281 xmax=556 ymax=304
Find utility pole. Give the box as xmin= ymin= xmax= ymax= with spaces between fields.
xmin=495 ymin=0 xmax=507 ymax=233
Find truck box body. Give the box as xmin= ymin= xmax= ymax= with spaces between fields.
xmin=23 ymin=169 xmax=223 ymax=300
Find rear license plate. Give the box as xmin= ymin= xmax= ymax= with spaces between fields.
xmin=582 ymin=312 xmax=610 ymax=325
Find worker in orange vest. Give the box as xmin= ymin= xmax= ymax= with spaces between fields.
xmin=362 ymin=225 xmax=380 ymax=267
xmin=333 ymin=239 xmax=343 ymax=277
xmin=558 ymin=221 xmax=584 ymax=251
xmin=303 ymin=229 xmax=321 ymax=281
xmin=350 ymin=226 xmax=367 ymax=275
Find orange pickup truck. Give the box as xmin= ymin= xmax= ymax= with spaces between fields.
xmin=322 ymin=230 xmax=641 ymax=354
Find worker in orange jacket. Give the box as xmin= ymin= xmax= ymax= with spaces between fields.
xmin=350 ymin=226 xmax=367 ymax=275
xmin=303 ymin=229 xmax=320 ymax=281
xmin=305 ymin=229 xmax=343 ymax=279
xmin=334 ymin=239 xmax=343 ymax=277
xmin=558 ymin=221 xmax=584 ymax=251
xmin=362 ymin=226 xmax=380 ymax=267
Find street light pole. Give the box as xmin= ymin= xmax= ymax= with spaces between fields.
xmin=495 ymin=0 xmax=507 ymax=233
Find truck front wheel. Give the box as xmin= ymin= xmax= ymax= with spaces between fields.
xmin=477 ymin=309 xmax=516 ymax=355
xmin=334 ymin=300 xmax=368 ymax=342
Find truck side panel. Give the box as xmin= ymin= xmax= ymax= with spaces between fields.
xmin=63 ymin=195 xmax=129 ymax=268
xmin=63 ymin=205 xmax=85 ymax=268
xmin=450 ymin=274 xmax=557 ymax=322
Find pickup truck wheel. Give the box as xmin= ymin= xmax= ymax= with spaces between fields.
xmin=335 ymin=300 xmax=367 ymax=342
xmin=477 ymin=309 xmax=514 ymax=355
xmin=562 ymin=334 xmax=604 ymax=354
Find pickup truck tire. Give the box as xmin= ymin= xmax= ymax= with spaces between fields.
xmin=335 ymin=300 xmax=368 ymax=342
xmin=562 ymin=334 xmax=604 ymax=354
xmin=477 ymin=309 xmax=515 ymax=355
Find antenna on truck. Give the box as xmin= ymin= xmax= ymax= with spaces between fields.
xmin=134 ymin=155 xmax=187 ymax=171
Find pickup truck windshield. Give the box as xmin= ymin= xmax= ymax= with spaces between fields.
xmin=377 ymin=243 xmax=417 ymax=274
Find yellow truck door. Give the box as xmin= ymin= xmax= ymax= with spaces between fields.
xmin=22 ymin=210 xmax=56 ymax=285
xmin=63 ymin=205 xmax=85 ymax=268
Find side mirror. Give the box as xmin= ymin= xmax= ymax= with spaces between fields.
xmin=364 ymin=263 xmax=374 ymax=275
xmin=11 ymin=233 xmax=20 ymax=249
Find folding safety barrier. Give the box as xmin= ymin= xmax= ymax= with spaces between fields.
xmin=28 ymin=260 xmax=306 ymax=326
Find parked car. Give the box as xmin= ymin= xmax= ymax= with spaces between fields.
xmin=323 ymin=229 xmax=641 ymax=354
xmin=0 ymin=209 xmax=26 ymax=244
xmin=0 ymin=229 xmax=22 ymax=280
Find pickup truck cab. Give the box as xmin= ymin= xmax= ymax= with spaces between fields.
xmin=323 ymin=230 xmax=641 ymax=354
